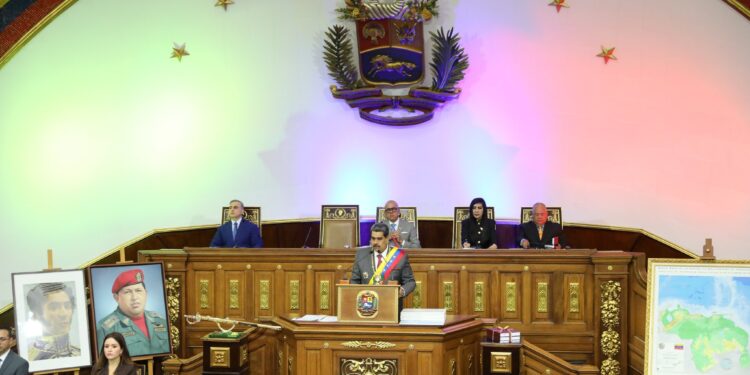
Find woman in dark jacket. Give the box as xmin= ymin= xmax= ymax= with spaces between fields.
xmin=91 ymin=332 xmax=138 ymax=375
xmin=461 ymin=197 xmax=498 ymax=249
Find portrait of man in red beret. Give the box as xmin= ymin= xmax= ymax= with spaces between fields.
xmin=90 ymin=264 xmax=171 ymax=358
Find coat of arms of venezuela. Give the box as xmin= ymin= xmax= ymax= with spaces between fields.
xmin=324 ymin=0 xmax=469 ymax=125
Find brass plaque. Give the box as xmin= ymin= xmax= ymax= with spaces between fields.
xmin=210 ymin=347 xmax=230 ymax=368
xmin=537 ymin=282 xmax=548 ymax=313
xmin=229 ymin=279 xmax=240 ymax=309
xmin=505 ymin=281 xmax=516 ymax=312
xmin=320 ymin=280 xmax=330 ymax=310
xmin=490 ymin=351 xmax=512 ymax=373
xmin=199 ymin=279 xmax=210 ymax=309
xmin=260 ymin=280 xmax=270 ymax=310
xmin=474 ymin=282 xmax=485 ymax=312
xmin=443 ymin=281 xmax=454 ymax=312
xmin=290 ymin=280 xmax=300 ymax=310
xmin=569 ymin=282 xmax=580 ymax=313
xmin=412 ymin=281 xmax=423 ymax=308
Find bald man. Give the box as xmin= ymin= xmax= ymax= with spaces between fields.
xmin=519 ymin=203 xmax=567 ymax=249
xmin=379 ymin=200 xmax=421 ymax=248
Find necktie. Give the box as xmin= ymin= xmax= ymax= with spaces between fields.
xmin=377 ymin=253 xmax=383 ymax=269
xmin=537 ymin=226 xmax=543 ymax=240
xmin=390 ymin=223 xmax=397 ymax=232
xmin=233 ymin=221 xmax=238 ymax=241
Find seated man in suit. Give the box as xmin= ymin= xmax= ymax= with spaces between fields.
xmin=210 ymin=199 xmax=263 ymax=248
xmin=519 ymin=202 xmax=567 ymax=249
xmin=350 ymin=223 xmax=416 ymax=312
xmin=379 ymin=200 xmax=421 ymax=248
xmin=0 ymin=326 xmax=29 ymax=375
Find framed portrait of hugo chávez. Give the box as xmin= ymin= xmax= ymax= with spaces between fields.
xmin=12 ymin=269 xmax=92 ymax=373
xmin=644 ymin=259 xmax=750 ymax=375
xmin=88 ymin=262 xmax=173 ymax=359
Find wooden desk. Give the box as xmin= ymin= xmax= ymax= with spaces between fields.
xmin=140 ymin=248 xmax=648 ymax=375
xmin=273 ymin=315 xmax=483 ymax=375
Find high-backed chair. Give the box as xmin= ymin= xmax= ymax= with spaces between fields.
xmin=376 ymin=206 xmax=418 ymax=233
xmin=221 ymin=206 xmax=262 ymax=234
xmin=320 ymin=205 xmax=360 ymax=248
xmin=452 ymin=206 xmax=495 ymax=249
xmin=520 ymin=206 xmax=563 ymax=227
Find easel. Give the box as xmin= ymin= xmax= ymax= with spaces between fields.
xmin=699 ymin=238 xmax=716 ymax=261
xmin=35 ymin=250 xmax=81 ymax=375
xmin=117 ymin=247 xmax=133 ymax=264
xmin=115 ymin=248 xmax=156 ymax=374
xmin=133 ymin=355 xmax=156 ymax=375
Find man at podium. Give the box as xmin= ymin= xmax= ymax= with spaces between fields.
xmin=349 ymin=223 xmax=416 ymax=311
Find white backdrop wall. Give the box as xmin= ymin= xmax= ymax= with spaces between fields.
xmin=0 ymin=0 xmax=749 ymax=307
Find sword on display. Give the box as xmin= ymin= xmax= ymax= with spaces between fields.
xmin=184 ymin=313 xmax=281 ymax=331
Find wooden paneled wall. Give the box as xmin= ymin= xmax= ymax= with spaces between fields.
xmin=140 ymin=248 xmax=646 ymax=374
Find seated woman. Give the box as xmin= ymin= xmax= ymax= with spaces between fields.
xmin=91 ymin=332 xmax=138 ymax=375
xmin=461 ymin=197 xmax=498 ymax=249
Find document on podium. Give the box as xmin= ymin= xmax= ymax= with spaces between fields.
xmin=399 ymin=308 xmax=447 ymax=326
xmin=293 ymin=315 xmax=338 ymax=322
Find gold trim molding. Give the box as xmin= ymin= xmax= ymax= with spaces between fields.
xmin=165 ymin=277 xmax=181 ymax=350
xmin=341 ymin=341 xmax=396 ymax=349
xmin=600 ymin=280 xmax=622 ymax=375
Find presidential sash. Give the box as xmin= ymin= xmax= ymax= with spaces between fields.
xmin=368 ymin=247 xmax=404 ymax=285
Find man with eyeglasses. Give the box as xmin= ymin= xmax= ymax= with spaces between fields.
xmin=96 ymin=269 xmax=170 ymax=356
xmin=210 ymin=199 xmax=263 ymax=248
xmin=0 ymin=326 xmax=29 ymax=374
xmin=379 ymin=200 xmax=421 ymax=248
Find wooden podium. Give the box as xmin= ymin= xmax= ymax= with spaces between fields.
xmin=337 ymin=283 xmax=400 ymax=324
xmin=201 ymin=330 xmax=252 ymax=375
xmin=273 ymin=315 xmax=482 ymax=375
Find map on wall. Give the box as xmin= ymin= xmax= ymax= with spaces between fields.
xmin=646 ymin=262 xmax=750 ymax=375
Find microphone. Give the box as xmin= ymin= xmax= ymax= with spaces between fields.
xmin=301 ymin=225 xmax=313 ymax=248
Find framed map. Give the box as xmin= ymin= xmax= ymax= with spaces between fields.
xmin=645 ymin=259 xmax=750 ymax=375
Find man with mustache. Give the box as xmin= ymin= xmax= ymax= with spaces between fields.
xmin=25 ymin=283 xmax=80 ymax=360
xmin=96 ymin=269 xmax=170 ymax=356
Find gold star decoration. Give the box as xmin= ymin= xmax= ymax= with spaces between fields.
xmin=548 ymin=0 xmax=569 ymax=13
xmin=215 ymin=0 xmax=234 ymax=11
xmin=597 ymin=46 xmax=617 ymax=64
xmin=171 ymin=43 xmax=190 ymax=62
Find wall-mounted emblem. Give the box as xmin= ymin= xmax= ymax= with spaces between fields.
xmin=324 ymin=1 xmax=469 ymax=125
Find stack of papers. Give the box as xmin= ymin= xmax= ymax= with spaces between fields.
xmin=400 ymin=308 xmax=447 ymax=326
xmin=292 ymin=315 xmax=338 ymax=322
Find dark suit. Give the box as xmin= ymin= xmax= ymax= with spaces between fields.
xmin=518 ymin=221 xmax=566 ymax=249
xmin=0 ymin=350 xmax=29 ymax=375
xmin=92 ymin=362 xmax=139 ymax=375
xmin=210 ymin=219 xmax=263 ymax=248
xmin=461 ymin=218 xmax=497 ymax=248
xmin=350 ymin=246 xmax=416 ymax=312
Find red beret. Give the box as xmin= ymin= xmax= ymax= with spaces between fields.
xmin=112 ymin=269 xmax=145 ymax=293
